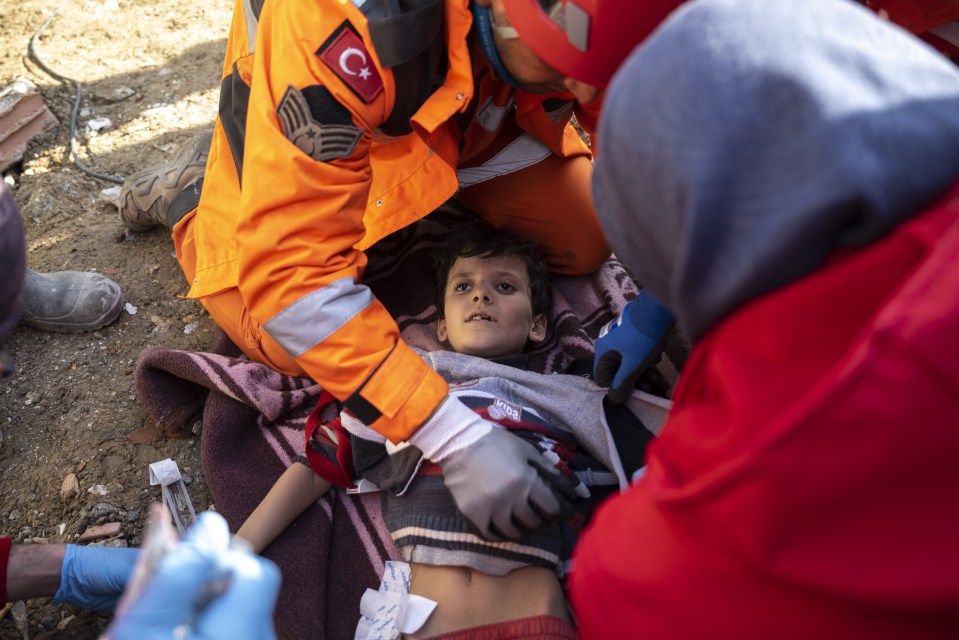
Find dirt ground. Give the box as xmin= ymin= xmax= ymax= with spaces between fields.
xmin=1 ymin=0 xmax=233 ymax=636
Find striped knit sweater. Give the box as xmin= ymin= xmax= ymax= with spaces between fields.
xmin=305 ymin=349 xmax=629 ymax=576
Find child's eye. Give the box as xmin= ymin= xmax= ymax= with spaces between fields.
xmin=497 ymin=282 xmax=516 ymax=293
xmin=454 ymin=282 xmax=471 ymax=292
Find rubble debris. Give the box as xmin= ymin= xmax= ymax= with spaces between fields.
xmin=87 ymin=484 xmax=109 ymax=496
xmin=77 ymin=521 xmax=121 ymax=542
xmin=11 ymin=600 xmax=27 ymax=640
xmin=99 ymin=185 xmax=121 ymax=205
xmin=85 ymin=116 xmax=112 ymax=133
xmin=90 ymin=502 xmax=121 ymax=519
xmin=57 ymin=615 xmax=76 ymax=631
xmin=92 ymin=86 xmax=135 ymax=103
xmin=0 ymin=77 xmax=58 ymax=173
xmin=60 ymin=473 xmax=80 ymax=500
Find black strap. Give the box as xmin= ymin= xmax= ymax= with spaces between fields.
xmin=367 ymin=0 xmax=443 ymax=68
xmin=218 ymin=64 xmax=251 ymax=185
xmin=364 ymin=0 xmax=448 ymax=136
xmin=168 ymin=177 xmax=204 ymax=229
xmin=248 ymin=0 xmax=265 ymax=21
xmin=603 ymin=397 xmax=656 ymax=479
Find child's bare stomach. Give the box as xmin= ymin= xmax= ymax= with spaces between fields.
xmin=405 ymin=563 xmax=569 ymax=638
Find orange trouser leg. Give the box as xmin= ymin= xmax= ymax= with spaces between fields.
xmin=173 ymin=210 xmax=308 ymax=377
xmin=456 ymin=153 xmax=611 ymax=276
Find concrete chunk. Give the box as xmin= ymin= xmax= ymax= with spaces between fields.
xmin=60 ymin=473 xmax=80 ymax=501
xmin=0 ymin=77 xmax=59 ymax=173
xmin=77 ymin=521 xmax=121 ymax=542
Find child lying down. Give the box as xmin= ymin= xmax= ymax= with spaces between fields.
xmin=236 ymin=223 xmax=668 ymax=639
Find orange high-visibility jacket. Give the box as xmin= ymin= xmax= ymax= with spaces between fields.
xmin=183 ymin=0 xmax=591 ymax=443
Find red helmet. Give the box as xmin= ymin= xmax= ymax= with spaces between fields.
xmin=503 ymin=0 xmax=686 ymax=87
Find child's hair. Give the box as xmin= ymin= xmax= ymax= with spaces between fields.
xmin=434 ymin=222 xmax=552 ymax=319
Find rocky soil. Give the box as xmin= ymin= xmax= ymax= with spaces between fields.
xmin=1 ymin=0 xmax=232 ymax=636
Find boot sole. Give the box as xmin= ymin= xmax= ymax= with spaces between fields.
xmin=120 ymin=132 xmax=213 ymax=232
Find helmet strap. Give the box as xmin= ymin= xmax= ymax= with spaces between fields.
xmin=471 ymin=3 xmax=522 ymax=89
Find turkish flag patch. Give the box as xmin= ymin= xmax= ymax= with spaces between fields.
xmin=317 ymin=23 xmax=384 ymax=104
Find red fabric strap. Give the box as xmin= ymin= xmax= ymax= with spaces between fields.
xmin=0 ymin=537 xmax=11 ymax=604
xmin=304 ymin=390 xmax=357 ymax=489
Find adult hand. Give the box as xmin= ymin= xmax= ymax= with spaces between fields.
xmin=53 ymin=545 xmax=139 ymax=611
xmin=106 ymin=512 xmax=280 ymax=640
xmin=593 ymin=291 xmax=675 ymax=404
xmin=443 ymin=427 xmax=578 ymax=539
xmin=410 ymin=396 xmax=577 ymax=540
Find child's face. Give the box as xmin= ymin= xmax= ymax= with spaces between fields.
xmin=437 ymin=254 xmax=547 ymax=358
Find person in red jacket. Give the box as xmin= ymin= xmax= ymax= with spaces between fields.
xmin=507 ymin=0 xmax=959 ymax=636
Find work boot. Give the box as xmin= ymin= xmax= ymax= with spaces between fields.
xmin=119 ymin=132 xmax=213 ymax=232
xmin=19 ymin=269 xmax=124 ymax=332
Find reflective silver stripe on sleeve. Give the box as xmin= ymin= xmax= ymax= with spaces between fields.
xmin=242 ymin=0 xmax=258 ymax=53
xmin=456 ymin=133 xmax=551 ymax=188
xmin=474 ymin=95 xmax=515 ymax=132
xmin=263 ymin=277 xmax=374 ymax=358
xmin=564 ymin=1 xmax=590 ymax=52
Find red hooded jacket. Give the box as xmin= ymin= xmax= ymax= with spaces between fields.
xmin=571 ymin=183 xmax=959 ymax=638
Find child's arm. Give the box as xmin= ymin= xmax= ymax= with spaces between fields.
xmin=235 ymin=462 xmax=332 ymax=554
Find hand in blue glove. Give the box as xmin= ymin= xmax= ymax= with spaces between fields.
xmin=106 ymin=512 xmax=281 ymax=640
xmin=594 ymin=290 xmax=675 ymax=404
xmin=53 ymin=544 xmax=139 ymax=611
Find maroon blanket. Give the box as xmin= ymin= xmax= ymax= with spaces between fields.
xmin=134 ymin=208 xmax=639 ymax=640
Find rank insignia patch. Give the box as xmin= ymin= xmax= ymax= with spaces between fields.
xmin=276 ymin=86 xmax=362 ymax=162
xmin=316 ymin=23 xmax=384 ymax=104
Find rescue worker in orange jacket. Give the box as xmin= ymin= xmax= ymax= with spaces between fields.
xmin=119 ymin=0 xmax=620 ymax=540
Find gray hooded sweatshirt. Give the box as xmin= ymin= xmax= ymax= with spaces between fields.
xmin=593 ymin=0 xmax=959 ymax=342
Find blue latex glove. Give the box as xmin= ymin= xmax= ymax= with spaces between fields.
xmin=53 ymin=545 xmax=139 ymax=611
xmin=593 ymin=291 xmax=675 ymax=404
xmin=106 ymin=512 xmax=280 ymax=640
